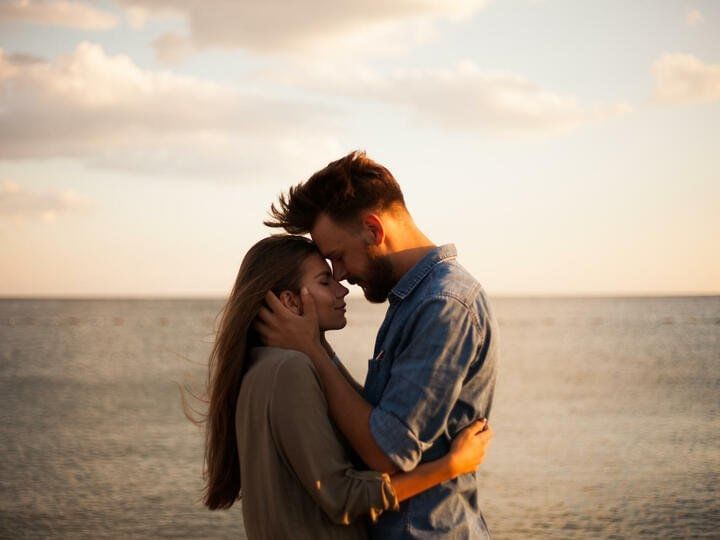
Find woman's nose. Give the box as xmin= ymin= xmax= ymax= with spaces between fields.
xmin=333 ymin=279 xmax=349 ymax=298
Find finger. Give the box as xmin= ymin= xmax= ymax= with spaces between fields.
xmin=253 ymin=319 xmax=271 ymax=338
xmin=477 ymin=425 xmax=494 ymax=441
xmin=256 ymin=305 xmax=275 ymax=324
xmin=264 ymin=290 xmax=285 ymax=313
xmin=465 ymin=418 xmax=487 ymax=435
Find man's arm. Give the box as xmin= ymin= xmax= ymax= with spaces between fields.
xmin=321 ymin=335 xmax=364 ymax=394
xmin=256 ymin=289 xmax=397 ymax=473
xmin=365 ymin=295 xmax=485 ymax=472
xmin=304 ymin=342 xmax=397 ymax=473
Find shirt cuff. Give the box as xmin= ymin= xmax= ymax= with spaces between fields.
xmin=369 ymin=407 xmax=425 ymax=472
xmin=344 ymin=470 xmax=399 ymax=523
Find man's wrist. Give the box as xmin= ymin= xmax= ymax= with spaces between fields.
xmin=306 ymin=343 xmax=331 ymax=364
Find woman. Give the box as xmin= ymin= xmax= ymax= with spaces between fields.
xmin=202 ymin=235 xmax=492 ymax=539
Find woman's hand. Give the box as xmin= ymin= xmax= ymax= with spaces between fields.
xmin=447 ymin=419 xmax=493 ymax=478
xmin=387 ymin=419 xmax=493 ymax=503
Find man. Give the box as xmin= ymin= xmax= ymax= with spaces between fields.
xmin=256 ymin=151 xmax=499 ymax=538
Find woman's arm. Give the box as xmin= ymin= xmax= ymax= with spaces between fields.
xmin=320 ymin=334 xmax=364 ymax=393
xmin=389 ymin=419 xmax=492 ymax=502
xmin=269 ymin=354 xmax=493 ymax=524
xmin=269 ymin=355 xmax=397 ymax=524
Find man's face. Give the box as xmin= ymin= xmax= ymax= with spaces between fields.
xmin=311 ymin=213 xmax=396 ymax=303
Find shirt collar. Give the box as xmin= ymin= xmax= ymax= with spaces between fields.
xmin=389 ymin=244 xmax=457 ymax=303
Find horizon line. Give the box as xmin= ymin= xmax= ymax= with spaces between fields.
xmin=1 ymin=292 xmax=718 ymax=301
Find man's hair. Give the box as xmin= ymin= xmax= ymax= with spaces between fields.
xmin=264 ymin=150 xmax=406 ymax=234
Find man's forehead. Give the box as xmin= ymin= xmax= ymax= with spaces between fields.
xmin=311 ymin=214 xmax=350 ymax=253
xmin=310 ymin=233 xmax=338 ymax=257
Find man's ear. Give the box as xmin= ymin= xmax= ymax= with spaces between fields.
xmin=362 ymin=213 xmax=385 ymax=246
xmin=278 ymin=290 xmax=300 ymax=314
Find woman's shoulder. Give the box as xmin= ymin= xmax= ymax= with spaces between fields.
xmin=250 ymin=347 xmax=319 ymax=385
xmin=253 ymin=348 xmax=328 ymax=423
xmin=240 ymin=347 xmax=324 ymax=422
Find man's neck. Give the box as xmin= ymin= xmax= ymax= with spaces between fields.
xmin=385 ymin=224 xmax=436 ymax=280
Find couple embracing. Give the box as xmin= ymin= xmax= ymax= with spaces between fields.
xmin=199 ymin=151 xmax=499 ymax=539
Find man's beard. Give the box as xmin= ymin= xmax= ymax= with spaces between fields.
xmin=362 ymin=251 xmax=396 ymax=303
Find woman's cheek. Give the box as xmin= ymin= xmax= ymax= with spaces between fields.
xmin=308 ymin=285 xmax=329 ymax=307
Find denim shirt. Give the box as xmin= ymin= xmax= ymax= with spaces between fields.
xmin=363 ymin=244 xmax=499 ymax=539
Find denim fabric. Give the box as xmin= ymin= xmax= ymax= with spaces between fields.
xmin=363 ymin=244 xmax=498 ymax=539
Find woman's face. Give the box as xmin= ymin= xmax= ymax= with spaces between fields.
xmin=300 ymin=253 xmax=349 ymax=331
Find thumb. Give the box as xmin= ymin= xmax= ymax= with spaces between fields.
xmin=464 ymin=418 xmax=487 ymax=436
xmin=300 ymin=287 xmax=318 ymax=321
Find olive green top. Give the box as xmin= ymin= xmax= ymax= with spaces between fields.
xmin=236 ymin=347 xmax=399 ymax=540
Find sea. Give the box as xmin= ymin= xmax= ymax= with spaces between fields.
xmin=1 ymin=296 xmax=718 ymax=539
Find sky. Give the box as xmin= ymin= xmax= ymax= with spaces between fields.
xmin=0 ymin=0 xmax=718 ymax=297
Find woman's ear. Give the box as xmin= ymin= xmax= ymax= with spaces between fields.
xmin=278 ymin=290 xmax=300 ymax=314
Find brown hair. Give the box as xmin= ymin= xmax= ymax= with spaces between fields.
xmin=264 ymin=150 xmax=406 ymax=234
xmin=200 ymin=234 xmax=318 ymax=510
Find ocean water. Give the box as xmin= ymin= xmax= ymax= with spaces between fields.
xmin=0 ymin=296 xmax=718 ymax=538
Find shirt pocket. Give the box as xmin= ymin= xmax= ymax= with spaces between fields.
xmin=364 ymin=356 xmax=386 ymax=403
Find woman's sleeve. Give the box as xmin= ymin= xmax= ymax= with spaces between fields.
xmin=269 ymin=353 xmax=399 ymax=525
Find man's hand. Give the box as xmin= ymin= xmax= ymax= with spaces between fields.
xmin=257 ymin=287 xmax=397 ymax=474
xmin=255 ymin=288 xmax=325 ymax=359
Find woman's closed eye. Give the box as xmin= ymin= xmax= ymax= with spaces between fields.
xmin=315 ymin=270 xmax=333 ymax=286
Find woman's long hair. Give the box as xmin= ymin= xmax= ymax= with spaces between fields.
xmin=201 ymin=234 xmax=318 ymax=510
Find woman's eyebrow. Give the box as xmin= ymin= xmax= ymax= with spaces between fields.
xmin=314 ymin=270 xmax=332 ymax=279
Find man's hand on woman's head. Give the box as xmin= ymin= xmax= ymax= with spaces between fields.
xmin=254 ymin=288 xmax=326 ymax=360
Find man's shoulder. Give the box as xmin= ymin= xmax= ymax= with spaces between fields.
xmin=419 ymin=257 xmax=483 ymax=308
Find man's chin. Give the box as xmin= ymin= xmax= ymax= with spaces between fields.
xmin=362 ymin=287 xmax=389 ymax=304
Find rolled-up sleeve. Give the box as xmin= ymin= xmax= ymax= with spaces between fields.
xmin=270 ymin=354 xmax=399 ymax=525
xmin=369 ymin=295 xmax=484 ymax=472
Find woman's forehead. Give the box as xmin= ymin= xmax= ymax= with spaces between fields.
xmin=303 ymin=252 xmax=331 ymax=275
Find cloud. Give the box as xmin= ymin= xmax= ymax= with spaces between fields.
xmin=124 ymin=5 xmax=149 ymax=28
xmin=5 ymin=52 xmax=45 ymax=65
xmin=0 ymin=181 xmax=88 ymax=223
xmin=279 ymin=61 xmax=631 ymax=135
xmin=115 ymin=0 xmax=490 ymax=59
xmin=686 ymin=9 xmax=703 ymax=26
xmin=0 ymin=0 xmax=118 ymax=30
xmin=652 ymin=53 xmax=720 ymax=105
xmin=152 ymin=32 xmax=194 ymax=65
xmin=0 ymin=43 xmax=342 ymax=179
